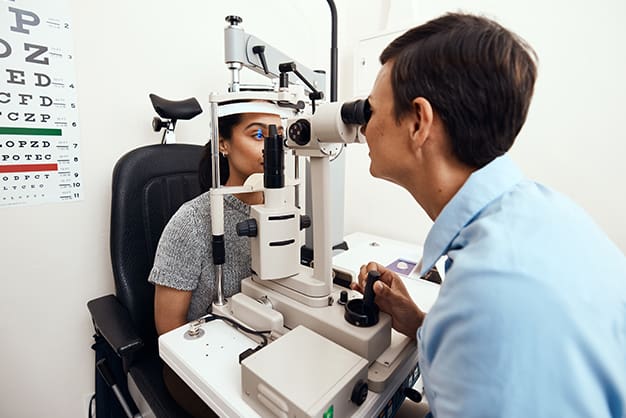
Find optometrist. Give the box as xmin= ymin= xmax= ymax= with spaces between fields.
xmin=353 ymin=13 xmax=626 ymax=418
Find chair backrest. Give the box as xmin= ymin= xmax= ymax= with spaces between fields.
xmin=110 ymin=144 xmax=203 ymax=346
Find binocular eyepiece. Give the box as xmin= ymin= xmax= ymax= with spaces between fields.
xmin=286 ymin=98 xmax=370 ymax=147
xmin=340 ymin=98 xmax=371 ymax=126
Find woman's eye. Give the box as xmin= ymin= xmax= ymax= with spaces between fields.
xmin=248 ymin=128 xmax=283 ymax=140
xmin=251 ymin=129 xmax=264 ymax=140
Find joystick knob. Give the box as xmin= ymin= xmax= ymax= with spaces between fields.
xmin=362 ymin=270 xmax=380 ymax=312
xmin=344 ymin=271 xmax=381 ymax=327
xmin=236 ymin=219 xmax=257 ymax=237
xmin=351 ymin=379 xmax=368 ymax=405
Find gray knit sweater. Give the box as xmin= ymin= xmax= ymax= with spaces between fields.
xmin=148 ymin=192 xmax=251 ymax=321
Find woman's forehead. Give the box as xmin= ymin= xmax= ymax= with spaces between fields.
xmin=237 ymin=112 xmax=282 ymax=127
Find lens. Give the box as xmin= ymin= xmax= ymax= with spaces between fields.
xmin=340 ymin=99 xmax=371 ymax=125
xmin=287 ymin=119 xmax=311 ymax=146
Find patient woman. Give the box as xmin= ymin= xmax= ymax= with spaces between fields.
xmin=148 ymin=107 xmax=282 ymax=418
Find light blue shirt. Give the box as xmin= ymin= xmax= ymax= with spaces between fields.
xmin=417 ymin=155 xmax=626 ymax=418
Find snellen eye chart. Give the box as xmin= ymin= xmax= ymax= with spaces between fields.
xmin=0 ymin=0 xmax=82 ymax=207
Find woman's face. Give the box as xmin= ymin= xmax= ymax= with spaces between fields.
xmin=219 ymin=112 xmax=282 ymax=186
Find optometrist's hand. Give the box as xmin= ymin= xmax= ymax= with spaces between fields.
xmin=351 ymin=261 xmax=425 ymax=339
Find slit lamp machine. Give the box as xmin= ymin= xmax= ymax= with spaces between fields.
xmin=159 ymin=14 xmax=419 ymax=418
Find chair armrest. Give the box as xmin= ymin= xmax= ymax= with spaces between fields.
xmin=87 ymin=294 xmax=144 ymax=358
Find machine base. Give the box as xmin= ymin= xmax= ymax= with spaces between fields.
xmin=241 ymin=326 xmax=369 ymax=418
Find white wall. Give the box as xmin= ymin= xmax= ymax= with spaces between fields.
xmin=0 ymin=1 xmax=382 ymax=417
xmin=0 ymin=1 xmax=624 ymax=417
xmin=343 ymin=0 xmax=626 ymax=254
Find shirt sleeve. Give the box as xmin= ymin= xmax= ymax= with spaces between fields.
xmin=148 ymin=203 xmax=207 ymax=291
xmin=418 ymin=271 xmax=589 ymax=418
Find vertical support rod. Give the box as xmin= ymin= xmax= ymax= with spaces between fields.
xmin=210 ymin=100 xmax=226 ymax=306
xmin=309 ymin=156 xmax=333 ymax=294
xmin=210 ymin=101 xmax=221 ymax=189
xmin=294 ymin=155 xmax=300 ymax=209
xmin=229 ymin=63 xmax=242 ymax=92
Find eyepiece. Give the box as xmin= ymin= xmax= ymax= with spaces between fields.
xmin=264 ymin=124 xmax=284 ymax=189
xmin=340 ymin=99 xmax=371 ymax=125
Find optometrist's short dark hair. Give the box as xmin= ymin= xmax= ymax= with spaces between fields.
xmin=380 ymin=13 xmax=537 ymax=167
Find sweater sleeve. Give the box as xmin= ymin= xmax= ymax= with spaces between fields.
xmin=148 ymin=202 xmax=208 ymax=291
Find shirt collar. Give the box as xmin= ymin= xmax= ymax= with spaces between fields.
xmin=419 ymin=154 xmax=524 ymax=275
xmin=224 ymin=193 xmax=250 ymax=214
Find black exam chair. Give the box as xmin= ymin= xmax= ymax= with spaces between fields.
xmin=88 ymin=142 xmax=204 ymax=418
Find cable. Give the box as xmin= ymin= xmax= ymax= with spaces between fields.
xmin=199 ymin=312 xmax=271 ymax=346
xmin=404 ymin=387 xmax=423 ymax=403
xmin=325 ymin=0 xmax=338 ymax=102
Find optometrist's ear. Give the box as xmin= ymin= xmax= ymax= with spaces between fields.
xmin=408 ymin=97 xmax=434 ymax=149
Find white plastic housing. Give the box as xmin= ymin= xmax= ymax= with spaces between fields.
xmin=250 ymin=203 xmax=301 ymax=280
xmin=310 ymin=101 xmax=361 ymax=144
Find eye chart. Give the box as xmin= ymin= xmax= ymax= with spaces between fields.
xmin=0 ymin=0 xmax=82 ymax=207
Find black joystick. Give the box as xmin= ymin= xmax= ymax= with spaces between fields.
xmin=362 ymin=270 xmax=379 ymax=312
xmin=344 ymin=271 xmax=381 ymax=327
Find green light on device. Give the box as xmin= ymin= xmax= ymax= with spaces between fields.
xmin=323 ymin=405 xmax=334 ymax=418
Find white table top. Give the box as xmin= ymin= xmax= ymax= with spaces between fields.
xmin=159 ymin=232 xmax=441 ymax=417
xmin=336 ymin=232 xmax=442 ymax=312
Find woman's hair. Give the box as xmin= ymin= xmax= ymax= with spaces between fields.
xmin=198 ymin=113 xmax=242 ymax=192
